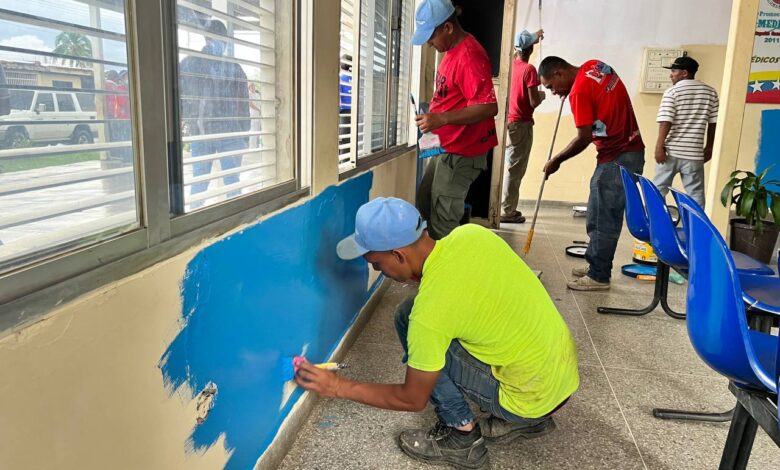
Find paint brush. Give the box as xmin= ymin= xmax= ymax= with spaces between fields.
xmin=280 ymin=355 xmax=346 ymax=382
xmin=409 ymin=93 xmax=419 ymax=115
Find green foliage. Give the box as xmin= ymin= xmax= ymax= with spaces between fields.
xmin=721 ymin=165 xmax=780 ymax=236
xmin=0 ymin=152 xmax=99 ymax=173
xmin=52 ymin=32 xmax=93 ymax=68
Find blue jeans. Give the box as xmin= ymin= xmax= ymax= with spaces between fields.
xmin=190 ymin=137 xmax=246 ymax=205
xmin=585 ymin=151 xmax=645 ymax=282
xmin=394 ymin=297 xmax=547 ymax=428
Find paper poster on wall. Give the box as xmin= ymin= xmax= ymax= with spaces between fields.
xmin=747 ymin=0 xmax=780 ymax=103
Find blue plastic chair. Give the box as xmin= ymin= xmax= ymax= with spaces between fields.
xmin=597 ymin=167 xmax=682 ymax=318
xmin=651 ymin=188 xmax=780 ymax=424
xmin=621 ymin=166 xmax=650 ymax=242
xmin=685 ymin=209 xmax=778 ymax=393
xmin=639 ymin=177 xmax=688 ymax=270
xmin=686 ymin=210 xmax=779 ymax=467
xmin=670 ymin=189 xmax=775 ymax=277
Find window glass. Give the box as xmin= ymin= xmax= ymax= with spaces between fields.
xmin=0 ymin=0 xmax=138 ymax=273
xmin=56 ymin=93 xmax=76 ymax=112
xmin=337 ymin=0 xmax=414 ymax=171
xmin=9 ymin=90 xmax=34 ymax=111
xmin=35 ymin=92 xmax=55 ymax=112
xmin=175 ymin=0 xmax=295 ymax=212
xmin=358 ymin=0 xmax=389 ymax=155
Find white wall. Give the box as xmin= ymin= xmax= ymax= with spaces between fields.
xmin=511 ymin=0 xmax=732 ymax=203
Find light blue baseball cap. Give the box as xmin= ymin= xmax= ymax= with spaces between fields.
xmin=337 ymin=197 xmax=427 ymax=260
xmin=411 ymin=0 xmax=456 ymax=46
xmin=514 ymin=30 xmax=539 ymax=50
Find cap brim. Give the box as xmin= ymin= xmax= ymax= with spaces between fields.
xmin=336 ymin=234 xmax=369 ymax=260
xmin=412 ymin=26 xmax=435 ymax=46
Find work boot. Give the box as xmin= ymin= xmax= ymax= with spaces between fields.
xmin=397 ymin=421 xmax=488 ymax=469
xmin=478 ymin=415 xmax=556 ymax=445
xmin=571 ymin=265 xmax=589 ymax=278
xmin=500 ymin=210 xmax=526 ymax=224
xmin=567 ymin=275 xmax=610 ymax=291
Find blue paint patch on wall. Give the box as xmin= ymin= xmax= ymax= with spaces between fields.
xmin=757 ymin=109 xmax=780 ymax=188
xmin=159 ymin=173 xmax=374 ymax=470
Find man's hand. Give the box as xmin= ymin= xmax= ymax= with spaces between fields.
xmin=295 ymin=360 xmax=344 ymax=398
xmin=415 ymin=113 xmax=447 ymax=133
xmin=535 ymin=29 xmax=545 ymax=42
xmin=654 ymin=146 xmax=667 ymax=164
xmin=543 ymin=157 xmax=561 ymax=178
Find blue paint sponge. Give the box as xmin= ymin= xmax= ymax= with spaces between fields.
xmin=280 ymin=356 xmax=305 ymax=381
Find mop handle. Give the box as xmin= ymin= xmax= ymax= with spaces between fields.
xmin=538 ymin=0 xmax=543 ymax=60
xmin=523 ymin=97 xmax=565 ymax=254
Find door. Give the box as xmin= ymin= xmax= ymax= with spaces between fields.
xmin=55 ymin=93 xmax=78 ymax=141
xmin=31 ymin=92 xmax=56 ymax=142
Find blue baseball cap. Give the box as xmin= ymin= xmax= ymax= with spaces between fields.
xmin=514 ymin=30 xmax=539 ymax=50
xmin=411 ymin=0 xmax=456 ymax=46
xmin=337 ymin=197 xmax=427 ymax=260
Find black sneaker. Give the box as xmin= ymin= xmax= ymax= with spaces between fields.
xmin=397 ymin=421 xmax=488 ymax=469
xmin=478 ymin=415 xmax=556 ymax=445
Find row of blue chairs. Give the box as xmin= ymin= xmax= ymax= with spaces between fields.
xmin=617 ymin=167 xmax=780 ymax=467
xmin=598 ymin=169 xmax=776 ymax=319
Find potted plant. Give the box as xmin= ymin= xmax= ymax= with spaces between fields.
xmin=720 ymin=166 xmax=780 ymax=263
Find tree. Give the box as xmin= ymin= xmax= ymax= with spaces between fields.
xmin=53 ymin=32 xmax=93 ymax=68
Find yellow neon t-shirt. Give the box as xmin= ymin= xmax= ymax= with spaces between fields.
xmin=406 ymin=224 xmax=579 ymax=418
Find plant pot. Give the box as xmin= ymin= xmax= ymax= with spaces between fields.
xmin=729 ymin=218 xmax=780 ymax=264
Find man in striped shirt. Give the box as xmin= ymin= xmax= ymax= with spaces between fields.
xmin=654 ymin=56 xmax=719 ymax=208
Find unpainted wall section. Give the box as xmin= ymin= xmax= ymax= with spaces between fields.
xmin=0 ymin=154 xmax=414 ymax=470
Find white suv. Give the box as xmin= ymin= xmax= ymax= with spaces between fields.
xmin=0 ymin=89 xmax=98 ymax=148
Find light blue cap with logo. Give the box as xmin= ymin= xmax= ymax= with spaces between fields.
xmin=411 ymin=0 xmax=456 ymax=46
xmin=337 ymin=197 xmax=427 ymax=260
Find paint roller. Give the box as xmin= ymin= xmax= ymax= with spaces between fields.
xmin=280 ymin=355 xmax=347 ymax=382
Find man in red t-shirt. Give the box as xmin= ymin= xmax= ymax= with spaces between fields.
xmin=539 ymin=57 xmax=645 ymax=291
xmin=501 ymin=29 xmax=545 ymax=224
xmin=412 ymin=0 xmax=498 ymax=239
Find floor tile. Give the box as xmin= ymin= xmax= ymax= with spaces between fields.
xmin=607 ymin=369 xmax=779 ymax=469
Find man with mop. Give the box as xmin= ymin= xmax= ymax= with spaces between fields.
xmin=295 ymin=197 xmax=578 ymax=469
xmin=538 ymin=57 xmax=645 ymax=291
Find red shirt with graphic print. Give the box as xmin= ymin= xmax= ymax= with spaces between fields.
xmin=569 ymin=60 xmax=644 ymax=164
xmin=429 ymin=34 xmax=498 ymax=157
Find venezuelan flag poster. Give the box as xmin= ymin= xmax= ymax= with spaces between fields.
xmin=748 ymin=0 xmax=780 ymax=103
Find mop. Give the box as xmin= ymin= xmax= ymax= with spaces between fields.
xmin=522 ymin=96 xmax=565 ymax=255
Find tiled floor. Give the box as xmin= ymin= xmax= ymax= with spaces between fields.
xmin=279 ymin=206 xmax=779 ymax=469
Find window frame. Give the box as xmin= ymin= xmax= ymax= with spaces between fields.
xmin=337 ymin=0 xmax=414 ymax=177
xmin=0 ymin=0 xmax=309 ymax=335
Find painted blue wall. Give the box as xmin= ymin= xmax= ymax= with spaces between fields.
xmin=159 ymin=173 xmax=374 ymax=470
xmin=757 ymin=109 xmax=780 ymax=187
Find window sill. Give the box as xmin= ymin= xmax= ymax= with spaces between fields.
xmin=0 ymin=187 xmax=309 ymax=339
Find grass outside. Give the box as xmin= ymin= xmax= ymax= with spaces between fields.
xmin=0 ymin=152 xmax=100 ymax=173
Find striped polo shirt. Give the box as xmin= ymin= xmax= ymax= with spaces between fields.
xmin=657 ymin=79 xmax=719 ymax=161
